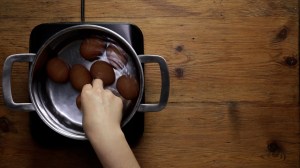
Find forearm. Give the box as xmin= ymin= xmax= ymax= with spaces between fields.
xmin=87 ymin=128 xmax=140 ymax=168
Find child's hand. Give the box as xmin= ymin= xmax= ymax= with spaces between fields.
xmin=80 ymin=79 xmax=139 ymax=168
xmin=81 ymin=79 xmax=123 ymax=139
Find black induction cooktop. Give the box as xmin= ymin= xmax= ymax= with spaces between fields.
xmin=29 ymin=22 xmax=144 ymax=147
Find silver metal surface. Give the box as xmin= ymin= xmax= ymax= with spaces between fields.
xmin=29 ymin=25 xmax=145 ymax=140
xmin=137 ymin=55 xmax=170 ymax=112
xmin=46 ymin=39 xmax=137 ymax=127
xmin=2 ymin=24 xmax=170 ymax=140
xmin=2 ymin=53 xmax=35 ymax=111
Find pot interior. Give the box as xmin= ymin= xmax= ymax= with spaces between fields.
xmin=30 ymin=25 xmax=143 ymax=139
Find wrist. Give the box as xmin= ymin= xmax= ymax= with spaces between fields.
xmin=85 ymin=124 xmax=124 ymax=143
xmin=87 ymin=126 xmax=139 ymax=168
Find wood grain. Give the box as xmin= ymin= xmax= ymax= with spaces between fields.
xmin=0 ymin=0 xmax=299 ymax=167
xmin=84 ymin=0 xmax=298 ymax=105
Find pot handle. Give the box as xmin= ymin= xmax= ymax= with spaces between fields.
xmin=138 ymin=55 xmax=170 ymax=112
xmin=2 ymin=53 xmax=36 ymax=111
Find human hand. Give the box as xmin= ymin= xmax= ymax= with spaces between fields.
xmin=80 ymin=79 xmax=140 ymax=168
xmin=80 ymin=79 xmax=123 ymax=139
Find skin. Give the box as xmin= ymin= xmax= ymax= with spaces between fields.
xmin=81 ymin=79 xmax=140 ymax=168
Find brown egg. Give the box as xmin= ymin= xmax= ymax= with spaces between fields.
xmin=116 ymin=75 xmax=139 ymax=100
xmin=46 ymin=57 xmax=69 ymax=83
xmin=80 ymin=37 xmax=106 ymax=61
xmin=76 ymin=94 xmax=81 ymax=110
xmin=90 ymin=61 xmax=115 ymax=86
xmin=106 ymin=44 xmax=128 ymax=70
xmin=69 ymin=64 xmax=92 ymax=91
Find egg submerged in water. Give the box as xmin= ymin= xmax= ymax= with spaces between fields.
xmin=90 ymin=60 xmax=116 ymax=86
xmin=80 ymin=37 xmax=106 ymax=61
xmin=46 ymin=57 xmax=70 ymax=83
xmin=76 ymin=94 xmax=81 ymax=109
xmin=69 ymin=64 xmax=92 ymax=91
xmin=116 ymin=75 xmax=139 ymax=100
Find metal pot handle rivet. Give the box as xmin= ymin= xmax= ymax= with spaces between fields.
xmin=2 ymin=53 xmax=35 ymax=111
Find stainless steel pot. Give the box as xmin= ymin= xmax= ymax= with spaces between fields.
xmin=2 ymin=25 xmax=169 ymax=140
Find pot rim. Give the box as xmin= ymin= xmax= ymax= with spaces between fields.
xmin=28 ymin=24 xmax=145 ymax=140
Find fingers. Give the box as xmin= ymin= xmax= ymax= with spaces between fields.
xmin=82 ymin=83 xmax=92 ymax=91
xmin=101 ymin=89 xmax=123 ymax=107
xmin=92 ymin=79 xmax=104 ymax=90
xmin=82 ymin=78 xmax=121 ymax=102
xmin=82 ymin=79 xmax=104 ymax=92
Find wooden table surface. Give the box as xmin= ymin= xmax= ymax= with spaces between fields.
xmin=0 ymin=0 xmax=299 ymax=167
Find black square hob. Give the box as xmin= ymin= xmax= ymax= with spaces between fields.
xmin=29 ymin=23 xmax=144 ymax=146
